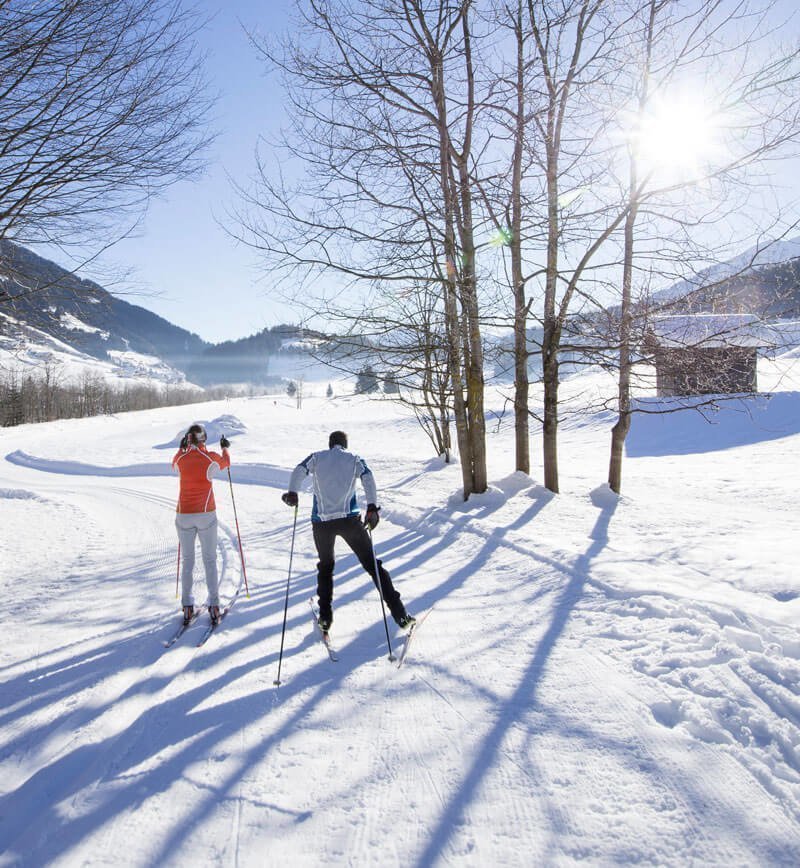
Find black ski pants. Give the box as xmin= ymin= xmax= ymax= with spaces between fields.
xmin=311 ymin=515 xmax=405 ymax=623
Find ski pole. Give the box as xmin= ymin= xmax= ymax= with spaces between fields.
xmin=226 ymin=466 xmax=249 ymax=598
xmin=274 ymin=505 xmax=298 ymax=687
xmin=368 ymin=526 xmax=395 ymax=662
xmin=175 ymin=543 xmax=181 ymax=598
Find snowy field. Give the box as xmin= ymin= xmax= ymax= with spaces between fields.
xmin=1 ymin=360 xmax=799 ymax=867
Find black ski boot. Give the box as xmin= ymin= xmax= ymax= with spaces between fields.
xmin=397 ymin=613 xmax=416 ymax=630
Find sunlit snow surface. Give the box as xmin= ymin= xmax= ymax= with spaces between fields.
xmin=1 ymin=359 xmax=799 ymax=866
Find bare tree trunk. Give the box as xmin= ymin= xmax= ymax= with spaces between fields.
xmin=609 ymin=0 xmax=650 ymax=494
xmin=541 ymin=141 xmax=561 ymax=493
xmin=542 ymin=336 xmax=560 ymax=493
xmin=430 ymin=11 xmax=485 ymax=500
xmin=511 ymin=0 xmax=530 ymax=475
xmin=609 ymin=203 xmax=636 ymax=493
xmin=445 ymin=277 xmax=473 ymax=495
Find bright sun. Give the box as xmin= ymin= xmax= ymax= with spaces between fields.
xmin=633 ymin=92 xmax=721 ymax=173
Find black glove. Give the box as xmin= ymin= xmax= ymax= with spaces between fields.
xmin=282 ymin=491 xmax=298 ymax=508
xmin=220 ymin=435 xmax=230 ymax=449
xmin=179 ymin=434 xmax=188 ymax=450
xmin=364 ymin=503 xmax=380 ymax=530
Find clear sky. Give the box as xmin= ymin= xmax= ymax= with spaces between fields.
xmin=55 ymin=0 xmax=296 ymax=345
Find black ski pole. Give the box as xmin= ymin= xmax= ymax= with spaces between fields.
xmin=274 ymin=505 xmax=298 ymax=686
xmin=226 ymin=465 xmax=249 ymax=598
xmin=368 ymin=526 xmax=395 ymax=662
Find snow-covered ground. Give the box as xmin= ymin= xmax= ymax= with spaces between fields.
xmin=1 ymin=358 xmax=799 ymax=866
xmin=0 ymin=311 xmax=198 ymax=390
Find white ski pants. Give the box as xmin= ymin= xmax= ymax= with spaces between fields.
xmin=175 ymin=511 xmax=220 ymax=607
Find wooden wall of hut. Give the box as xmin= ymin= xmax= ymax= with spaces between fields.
xmin=655 ymin=347 xmax=758 ymax=396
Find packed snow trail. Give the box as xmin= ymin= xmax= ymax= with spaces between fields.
xmin=1 ymin=389 xmax=799 ymax=866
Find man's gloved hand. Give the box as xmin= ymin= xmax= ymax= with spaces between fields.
xmin=220 ymin=435 xmax=231 ymax=449
xmin=179 ymin=434 xmax=188 ymax=450
xmin=282 ymin=491 xmax=298 ymax=508
xmin=364 ymin=503 xmax=381 ymax=530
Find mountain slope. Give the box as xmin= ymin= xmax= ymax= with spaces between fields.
xmin=0 ymin=240 xmax=208 ymax=372
xmin=657 ymin=237 xmax=800 ymax=317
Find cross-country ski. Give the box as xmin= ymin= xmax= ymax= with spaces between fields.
xmin=396 ymin=607 xmax=431 ymax=668
xmin=309 ymin=597 xmax=339 ymax=662
xmin=162 ymin=604 xmax=207 ymax=649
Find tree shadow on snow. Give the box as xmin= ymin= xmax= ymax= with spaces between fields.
xmin=413 ymin=487 xmax=616 ymax=867
xmin=0 ymin=571 xmax=376 ymax=863
xmin=1 ymin=489 xmax=788 ymax=864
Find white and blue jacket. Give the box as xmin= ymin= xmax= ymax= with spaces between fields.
xmin=288 ymin=444 xmax=378 ymax=522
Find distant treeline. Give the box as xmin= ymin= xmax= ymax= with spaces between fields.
xmin=0 ymin=369 xmax=228 ymax=426
xmin=185 ymin=324 xmax=328 ymax=386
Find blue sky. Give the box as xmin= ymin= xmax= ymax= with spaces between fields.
xmin=62 ymin=0 xmax=295 ymax=344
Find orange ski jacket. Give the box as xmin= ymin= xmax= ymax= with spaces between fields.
xmin=172 ymin=445 xmax=230 ymax=513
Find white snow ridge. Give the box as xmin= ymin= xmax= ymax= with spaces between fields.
xmin=0 ymin=359 xmax=799 ymax=866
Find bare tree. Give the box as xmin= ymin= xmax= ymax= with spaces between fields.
xmin=605 ymin=0 xmax=800 ymax=493
xmin=237 ymin=0 xmax=489 ymax=498
xmin=317 ymin=282 xmax=455 ymax=458
xmin=0 ymin=0 xmax=213 ymax=254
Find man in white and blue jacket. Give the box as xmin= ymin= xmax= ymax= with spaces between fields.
xmin=282 ymin=430 xmax=414 ymax=633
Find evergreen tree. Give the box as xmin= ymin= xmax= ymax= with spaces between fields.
xmin=383 ymin=374 xmax=400 ymax=394
xmin=355 ymin=365 xmax=380 ymax=394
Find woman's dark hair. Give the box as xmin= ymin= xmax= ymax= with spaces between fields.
xmin=329 ymin=430 xmax=348 ymax=449
xmin=187 ymin=423 xmax=207 ymax=445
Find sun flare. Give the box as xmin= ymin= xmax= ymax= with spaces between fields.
xmin=633 ymin=92 xmax=721 ymax=173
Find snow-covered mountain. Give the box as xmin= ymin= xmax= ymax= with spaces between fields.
xmin=0 ymin=307 xmax=198 ymax=390
xmin=0 ymin=240 xmax=210 ymax=365
xmin=0 ymin=239 xmax=208 ymax=387
xmin=656 ymin=236 xmax=800 ymax=316
xmin=0 ymin=239 xmax=357 ymax=390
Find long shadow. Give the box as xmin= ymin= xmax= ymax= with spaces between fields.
xmin=145 ymin=489 xmax=563 ymax=862
xmin=4 ymin=483 xmax=789 ymax=865
xmin=415 ymin=486 xmax=618 ymax=867
xmin=0 ymin=632 xmax=340 ymax=861
xmin=0 ymin=485 xmax=564 ymax=865
xmin=1 ymin=505 xmax=445 ymax=860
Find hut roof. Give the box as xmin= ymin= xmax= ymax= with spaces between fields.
xmin=649 ymin=314 xmax=769 ymax=349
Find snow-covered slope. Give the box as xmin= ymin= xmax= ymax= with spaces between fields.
xmin=0 ymin=359 xmax=799 ymax=866
xmin=0 ymin=310 xmax=199 ymax=390
xmin=657 ymin=236 xmax=800 ymax=308
xmin=0 ymin=238 xmax=208 ymax=379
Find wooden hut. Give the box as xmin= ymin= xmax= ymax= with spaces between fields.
xmin=646 ymin=314 xmax=767 ymax=397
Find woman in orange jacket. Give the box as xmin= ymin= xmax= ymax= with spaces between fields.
xmin=172 ymin=423 xmax=230 ymax=624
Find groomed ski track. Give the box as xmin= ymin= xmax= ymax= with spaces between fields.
xmin=1 ymin=391 xmax=799 ymax=867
